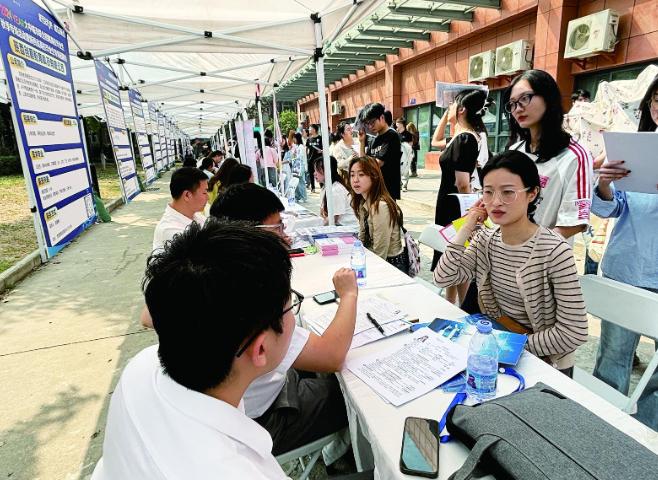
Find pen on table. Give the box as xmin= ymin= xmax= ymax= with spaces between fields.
xmin=366 ymin=312 xmax=385 ymax=335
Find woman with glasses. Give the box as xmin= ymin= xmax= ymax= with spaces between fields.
xmin=433 ymin=89 xmax=491 ymax=305
xmin=434 ymin=150 xmax=588 ymax=376
xmin=503 ymin=69 xmax=593 ymax=241
xmin=591 ymin=75 xmax=658 ymax=430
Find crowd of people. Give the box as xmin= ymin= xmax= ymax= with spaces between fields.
xmin=90 ymin=68 xmax=658 ymax=478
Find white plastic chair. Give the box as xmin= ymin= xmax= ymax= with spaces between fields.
xmin=276 ymin=431 xmax=343 ymax=480
xmin=415 ymin=224 xmax=449 ymax=296
xmin=573 ymin=275 xmax=658 ymax=414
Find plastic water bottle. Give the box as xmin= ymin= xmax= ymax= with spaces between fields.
xmin=350 ymin=240 xmax=367 ymax=287
xmin=287 ymin=190 xmax=296 ymax=208
xmin=466 ymin=320 xmax=499 ymax=402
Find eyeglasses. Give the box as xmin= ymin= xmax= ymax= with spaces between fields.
xmin=504 ymin=92 xmax=536 ymax=113
xmin=481 ymin=187 xmax=530 ymax=205
xmin=235 ymin=289 xmax=304 ymax=358
xmin=254 ymin=222 xmax=285 ymax=235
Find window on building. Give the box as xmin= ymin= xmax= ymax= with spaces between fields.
xmin=574 ymin=62 xmax=655 ymax=101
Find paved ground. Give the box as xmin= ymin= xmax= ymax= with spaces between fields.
xmin=0 ymin=170 xmax=654 ymax=480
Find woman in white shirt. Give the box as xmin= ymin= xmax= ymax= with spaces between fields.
xmin=313 ymin=156 xmax=358 ymax=225
xmin=330 ymin=121 xmax=357 ymax=178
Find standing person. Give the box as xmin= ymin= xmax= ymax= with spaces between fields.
xmin=292 ymin=132 xmax=308 ymax=203
xmin=280 ymin=137 xmax=292 ymax=195
xmin=503 ymin=69 xmax=593 ymax=240
xmin=349 ymin=156 xmax=408 ymax=272
xmin=314 ymin=156 xmax=358 ymax=226
xmin=331 ymin=121 xmax=357 ymax=177
xmin=358 ymin=103 xmax=402 ymax=201
xmin=407 ymin=122 xmax=420 ymax=177
xmin=399 ymin=131 xmax=414 ymax=193
xmin=571 ymin=89 xmax=591 ymax=104
xmin=199 ymin=156 xmax=214 ymax=180
xmin=591 ymin=75 xmax=658 ymax=430
xmin=263 ymin=137 xmax=278 ymax=189
xmin=208 ymin=157 xmax=239 ymax=205
xmin=306 ymin=124 xmax=322 ymax=193
xmin=432 ymin=89 xmax=489 ymax=305
xmin=434 ymin=151 xmax=588 ymax=375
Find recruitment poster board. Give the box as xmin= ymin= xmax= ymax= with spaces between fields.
xmin=0 ymin=0 xmax=96 ymax=259
xmin=147 ymin=102 xmax=162 ymax=173
xmin=128 ymin=89 xmax=155 ymax=184
xmin=94 ymin=60 xmax=139 ymax=202
xmin=157 ymin=112 xmax=169 ymax=168
xmin=242 ymin=120 xmax=258 ymax=181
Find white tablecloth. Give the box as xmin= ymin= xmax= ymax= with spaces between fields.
xmin=296 ymin=255 xmax=658 ymax=480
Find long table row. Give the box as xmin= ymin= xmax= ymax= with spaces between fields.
xmin=291 ymin=248 xmax=658 ymax=480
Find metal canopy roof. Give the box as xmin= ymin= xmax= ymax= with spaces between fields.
xmin=272 ymin=0 xmax=501 ymax=103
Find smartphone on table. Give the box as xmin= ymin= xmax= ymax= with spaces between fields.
xmin=399 ymin=416 xmax=440 ymax=478
xmin=313 ymin=290 xmax=338 ymax=305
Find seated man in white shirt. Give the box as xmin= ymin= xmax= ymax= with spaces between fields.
xmin=93 ymin=221 xmax=299 ymax=479
xmin=152 ymin=167 xmax=208 ymax=252
xmin=209 ymin=183 xmax=359 ymax=461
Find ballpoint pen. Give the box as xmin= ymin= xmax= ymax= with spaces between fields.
xmin=366 ymin=312 xmax=385 ymax=335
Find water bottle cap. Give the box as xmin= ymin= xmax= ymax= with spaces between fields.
xmin=353 ymin=240 xmax=362 ymax=247
xmin=476 ymin=320 xmax=493 ymax=334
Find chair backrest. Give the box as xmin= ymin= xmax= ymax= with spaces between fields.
xmin=580 ymin=275 xmax=658 ymax=338
xmin=418 ymin=224 xmax=448 ymax=253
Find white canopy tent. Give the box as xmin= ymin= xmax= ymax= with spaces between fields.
xmin=23 ymin=0 xmax=385 ymax=222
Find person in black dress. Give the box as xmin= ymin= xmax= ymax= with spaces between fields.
xmin=432 ymin=89 xmax=490 ymax=304
xmin=306 ymin=124 xmax=322 ymax=193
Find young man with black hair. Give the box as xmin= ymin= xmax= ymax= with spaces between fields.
xmin=93 ymin=222 xmax=298 ymax=478
xmin=152 ymin=167 xmax=208 ymax=252
xmin=209 ymin=182 xmax=359 ymax=461
xmin=358 ymin=103 xmax=402 ymax=200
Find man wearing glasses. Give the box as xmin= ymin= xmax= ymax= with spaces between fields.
xmin=358 ymin=102 xmax=402 ymax=200
xmin=209 ymin=182 xmax=359 ymax=461
xmin=93 ymin=222 xmax=303 ymax=479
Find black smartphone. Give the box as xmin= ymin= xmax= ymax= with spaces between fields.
xmin=313 ymin=290 xmax=338 ymax=305
xmin=399 ymin=417 xmax=440 ymax=478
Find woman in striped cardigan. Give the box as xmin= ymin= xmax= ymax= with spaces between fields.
xmin=434 ymin=150 xmax=588 ymax=375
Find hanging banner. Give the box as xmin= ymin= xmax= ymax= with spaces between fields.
xmin=242 ymin=120 xmax=258 ymax=184
xmin=235 ymin=119 xmax=246 ymax=163
xmin=94 ymin=60 xmax=139 ymax=202
xmin=128 ymin=89 xmax=155 ymax=184
xmin=0 ymin=0 xmax=96 ymax=259
xmin=158 ymin=112 xmax=169 ymax=168
xmin=147 ymin=102 xmax=162 ymax=173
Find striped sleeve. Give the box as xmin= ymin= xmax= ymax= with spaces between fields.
xmin=556 ymin=140 xmax=594 ymax=227
xmin=525 ymin=242 xmax=589 ymax=357
xmin=433 ymin=231 xmax=483 ymax=287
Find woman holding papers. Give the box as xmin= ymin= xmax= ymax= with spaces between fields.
xmin=349 ymin=156 xmax=408 ymax=272
xmin=503 ymin=69 xmax=593 ymax=241
xmin=433 ymin=150 xmax=588 ymax=375
xmin=314 ymin=156 xmax=358 ymax=226
xmin=433 ymin=89 xmax=491 ymax=307
xmin=591 ymin=75 xmax=658 ymax=430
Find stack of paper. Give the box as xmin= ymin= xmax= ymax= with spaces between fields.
xmin=296 ymin=225 xmax=359 ymax=239
xmin=315 ymin=236 xmax=356 ymax=256
xmin=346 ymin=329 xmax=468 ymax=406
xmin=305 ymin=296 xmax=410 ymax=348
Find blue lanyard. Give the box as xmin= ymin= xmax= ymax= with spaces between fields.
xmin=438 ymin=367 xmax=525 ymax=443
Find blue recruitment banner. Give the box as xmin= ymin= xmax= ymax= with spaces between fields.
xmin=158 ymin=112 xmax=169 ymax=169
xmin=147 ymin=101 xmax=162 ymax=173
xmin=128 ymin=89 xmax=155 ymax=184
xmin=94 ymin=60 xmax=139 ymax=201
xmin=0 ymin=0 xmax=96 ymax=259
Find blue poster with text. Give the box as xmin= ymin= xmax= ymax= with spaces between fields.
xmin=94 ymin=60 xmax=140 ymax=202
xmin=0 ymin=0 xmax=96 ymax=258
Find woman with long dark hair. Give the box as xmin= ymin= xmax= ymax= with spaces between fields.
xmin=208 ymin=157 xmax=239 ymax=205
xmin=292 ymin=132 xmax=307 ymax=203
xmin=434 ymin=150 xmax=588 ymax=375
xmin=433 ymin=88 xmax=490 ymax=304
xmin=591 ymin=74 xmax=658 ymax=430
xmin=503 ymin=69 xmax=593 ymax=240
xmin=314 ymin=156 xmax=357 ymax=226
xmin=349 ymin=156 xmax=408 ymax=272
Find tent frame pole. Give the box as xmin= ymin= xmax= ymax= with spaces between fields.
xmin=312 ymin=14 xmax=334 ymax=226
xmin=256 ymin=91 xmax=270 ymax=188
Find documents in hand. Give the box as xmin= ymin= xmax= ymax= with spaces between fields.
xmin=602 ymin=131 xmax=658 ymax=194
xmin=436 ymin=82 xmax=488 ymax=108
xmin=346 ymin=329 xmax=468 ymax=406
xmin=304 ymin=296 xmax=410 ymax=349
xmin=449 ymin=193 xmax=481 ymax=216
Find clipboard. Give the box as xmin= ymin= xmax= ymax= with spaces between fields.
xmin=602 ymin=132 xmax=658 ymax=194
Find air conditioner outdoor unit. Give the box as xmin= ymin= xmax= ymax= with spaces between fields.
xmin=330 ymin=100 xmax=342 ymax=116
xmin=495 ymin=40 xmax=533 ymax=77
xmin=564 ymin=9 xmax=619 ymax=59
xmin=298 ymin=112 xmax=308 ymax=123
xmin=468 ymin=50 xmax=496 ymax=82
